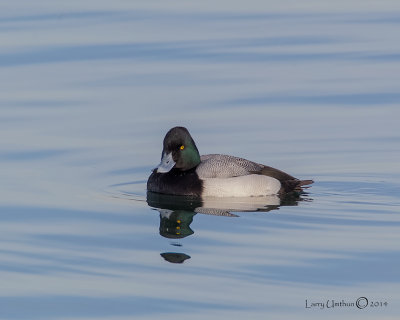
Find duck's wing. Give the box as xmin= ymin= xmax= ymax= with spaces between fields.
xmin=197 ymin=154 xmax=264 ymax=179
xmin=198 ymin=154 xmax=302 ymax=181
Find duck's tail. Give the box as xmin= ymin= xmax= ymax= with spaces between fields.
xmin=298 ymin=179 xmax=314 ymax=188
xmin=279 ymin=179 xmax=314 ymax=195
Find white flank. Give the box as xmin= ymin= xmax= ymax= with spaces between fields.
xmin=202 ymin=174 xmax=281 ymax=197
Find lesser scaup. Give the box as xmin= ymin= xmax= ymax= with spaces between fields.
xmin=147 ymin=126 xmax=313 ymax=197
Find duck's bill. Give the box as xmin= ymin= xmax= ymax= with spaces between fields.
xmin=157 ymin=152 xmax=175 ymax=173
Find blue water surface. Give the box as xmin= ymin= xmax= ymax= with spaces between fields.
xmin=1 ymin=2 xmax=399 ymax=320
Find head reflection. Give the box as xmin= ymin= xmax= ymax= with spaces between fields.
xmin=158 ymin=209 xmax=196 ymax=239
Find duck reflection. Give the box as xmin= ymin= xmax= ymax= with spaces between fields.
xmin=158 ymin=208 xmax=196 ymax=239
xmin=147 ymin=191 xmax=309 ymax=264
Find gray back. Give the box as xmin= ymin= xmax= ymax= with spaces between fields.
xmin=197 ymin=154 xmax=262 ymax=178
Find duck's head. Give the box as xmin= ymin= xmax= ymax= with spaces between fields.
xmin=156 ymin=126 xmax=201 ymax=173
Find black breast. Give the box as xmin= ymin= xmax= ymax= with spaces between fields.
xmin=147 ymin=167 xmax=203 ymax=196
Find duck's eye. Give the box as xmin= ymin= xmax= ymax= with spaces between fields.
xmin=180 ymin=145 xmax=185 ymax=150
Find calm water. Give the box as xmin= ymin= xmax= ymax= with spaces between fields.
xmin=1 ymin=1 xmax=400 ymax=319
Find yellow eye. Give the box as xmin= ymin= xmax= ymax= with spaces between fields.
xmin=180 ymin=145 xmax=185 ymax=150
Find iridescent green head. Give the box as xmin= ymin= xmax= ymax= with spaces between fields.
xmin=157 ymin=126 xmax=201 ymax=173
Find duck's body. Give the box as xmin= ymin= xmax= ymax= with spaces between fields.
xmin=147 ymin=127 xmax=313 ymax=197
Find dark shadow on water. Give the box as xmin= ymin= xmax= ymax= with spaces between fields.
xmin=147 ymin=191 xmax=310 ymax=264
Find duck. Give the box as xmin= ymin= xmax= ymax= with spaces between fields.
xmin=147 ymin=126 xmax=313 ymax=197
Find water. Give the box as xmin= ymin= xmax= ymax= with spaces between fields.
xmin=1 ymin=1 xmax=400 ymax=319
